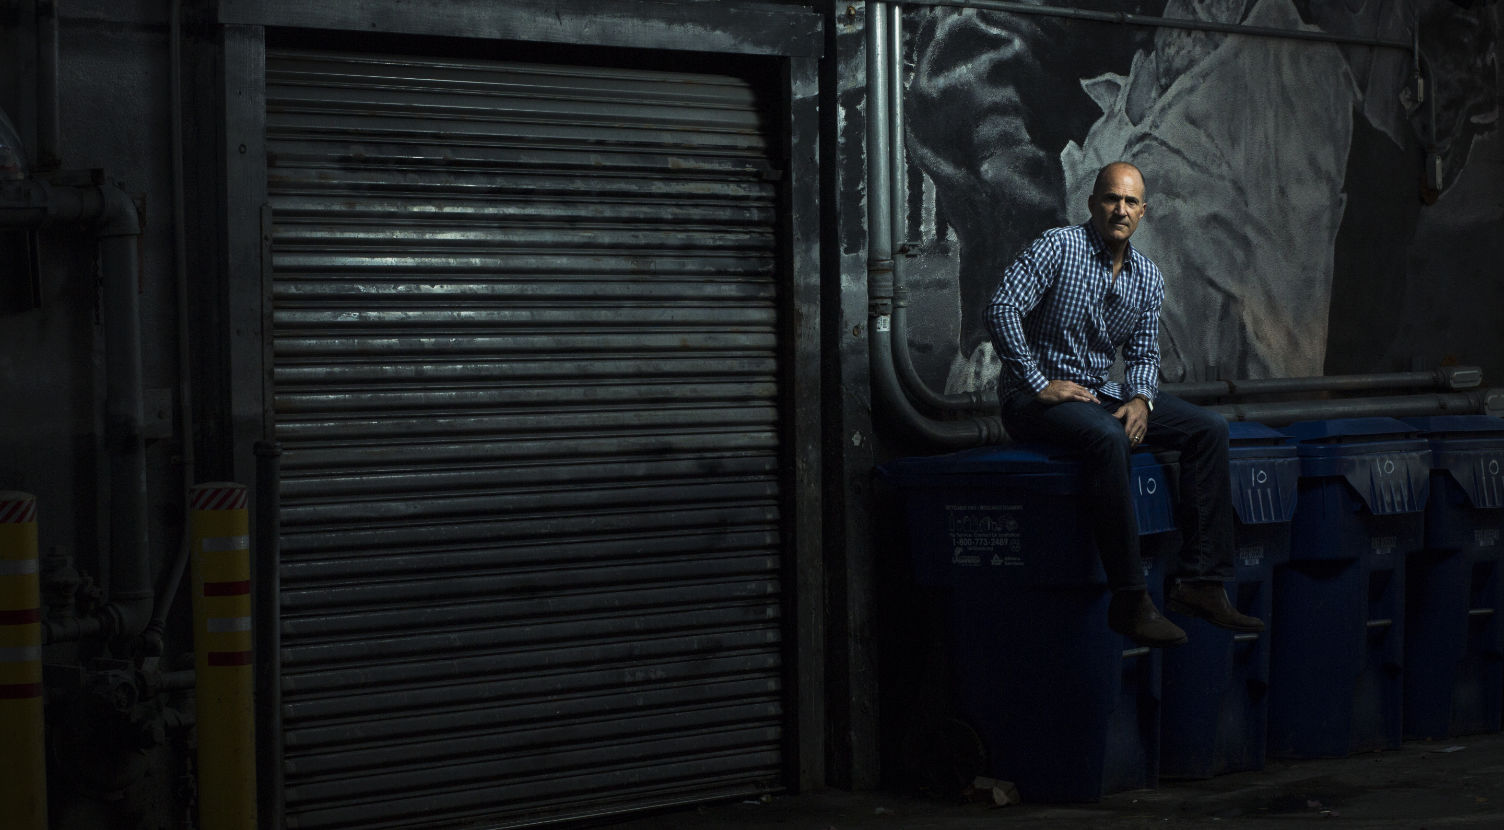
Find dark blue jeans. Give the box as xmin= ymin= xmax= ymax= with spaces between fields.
xmin=999 ymin=391 xmax=1235 ymax=593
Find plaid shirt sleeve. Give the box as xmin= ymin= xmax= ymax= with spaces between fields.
xmin=986 ymin=231 xmax=1060 ymax=397
xmin=1121 ymin=258 xmax=1164 ymax=404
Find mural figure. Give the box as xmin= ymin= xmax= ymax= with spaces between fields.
xmin=905 ymin=0 xmax=1502 ymax=392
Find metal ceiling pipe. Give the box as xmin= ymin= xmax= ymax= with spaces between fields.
xmin=1 ymin=175 xmax=154 ymax=642
xmin=907 ymin=0 xmax=1413 ymax=53
xmin=1207 ymin=389 xmax=1504 ymax=426
xmin=867 ymin=2 xmax=1005 ymax=446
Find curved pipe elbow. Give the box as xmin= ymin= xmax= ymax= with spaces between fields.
xmin=93 ymin=182 xmax=141 ymax=237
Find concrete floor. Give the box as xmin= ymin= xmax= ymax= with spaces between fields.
xmin=597 ymin=731 xmax=1504 ymax=829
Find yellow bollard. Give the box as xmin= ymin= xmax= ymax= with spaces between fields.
xmin=189 ymin=483 xmax=257 ymax=830
xmin=0 ymin=492 xmax=46 ymax=830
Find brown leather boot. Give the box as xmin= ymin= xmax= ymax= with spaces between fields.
xmin=1168 ymin=581 xmax=1266 ymax=633
xmin=1108 ymin=590 xmax=1188 ymax=647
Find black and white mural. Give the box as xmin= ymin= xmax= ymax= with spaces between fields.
xmin=898 ymin=0 xmax=1503 ymax=394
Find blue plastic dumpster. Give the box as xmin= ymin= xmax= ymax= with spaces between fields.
xmin=879 ymin=445 xmax=1178 ymax=802
xmin=1268 ymin=418 xmax=1431 ymax=758
xmin=1401 ymin=415 xmax=1504 ymax=739
xmin=1161 ymin=421 xmax=1297 ymax=778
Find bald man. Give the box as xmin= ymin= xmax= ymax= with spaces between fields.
xmin=986 ymin=162 xmax=1263 ymax=647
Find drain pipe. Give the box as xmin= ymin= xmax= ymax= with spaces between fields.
xmin=882 ymin=4 xmax=999 ymax=417
xmin=140 ymin=0 xmax=198 ymax=666
xmin=1208 ymin=388 xmax=1504 ymax=425
xmin=2 ymin=176 xmax=155 ymax=643
xmin=867 ymin=2 xmax=1005 ymax=446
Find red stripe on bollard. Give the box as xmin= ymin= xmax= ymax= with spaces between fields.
xmin=203 ymin=580 xmax=252 ymax=597
xmin=207 ymin=651 xmax=254 ymax=667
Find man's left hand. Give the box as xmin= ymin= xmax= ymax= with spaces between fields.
xmin=1114 ymin=397 xmax=1150 ymax=447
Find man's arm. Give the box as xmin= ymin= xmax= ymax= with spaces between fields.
xmin=986 ymin=234 xmax=1059 ymax=398
xmin=1120 ymin=272 xmax=1163 ymax=407
xmin=1113 ymin=270 xmax=1163 ymax=443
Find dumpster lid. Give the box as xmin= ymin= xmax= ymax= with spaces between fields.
xmin=1228 ymin=421 xmax=1293 ymax=445
xmin=877 ymin=444 xmax=1067 ymax=480
xmin=1401 ymin=415 xmax=1504 ymax=438
xmin=1281 ymin=417 xmax=1419 ymax=444
xmin=877 ymin=444 xmax=1174 ymax=483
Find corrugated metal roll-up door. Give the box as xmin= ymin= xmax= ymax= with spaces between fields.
xmin=264 ymin=47 xmax=787 ymax=830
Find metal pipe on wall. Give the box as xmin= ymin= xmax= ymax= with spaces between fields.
xmin=142 ymin=0 xmax=200 ymax=671
xmin=867 ymin=2 xmax=1006 ymax=446
xmin=1208 ymin=388 xmax=1504 ymax=425
xmin=907 ymin=0 xmax=1414 ymax=53
xmin=1 ymin=175 xmax=155 ymax=642
xmin=1166 ymin=366 xmax=1482 ymax=400
xmin=34 ymin=0 xmax=60 ymax=170
xmin=882 ymin=3 xmax=999 ymax=416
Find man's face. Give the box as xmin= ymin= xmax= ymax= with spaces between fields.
xmin=1088 ymin=167 xmax=1147 ymax=246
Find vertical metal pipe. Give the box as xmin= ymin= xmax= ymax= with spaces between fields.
xmin=0 ymin=492 xmax=47 ymax=830
xmin=887 ymin=1 xmax=906 ymax=253
xmin=865 ymin=3 xmax=892 ymax=268
xmin=170 ymin=0 xmax=196 ymax=508
xmin=253 ymin=441 xmax=283 ymax=830
xmin=866 ymin=2 xmax=1004 ymax=446
xmin=188 ymin=483 xmax=257 ymax=830
xmin=99 ymin=221 xmax=154 ymax=636
xmin=34 ymin=0 xmax=60 ymax=169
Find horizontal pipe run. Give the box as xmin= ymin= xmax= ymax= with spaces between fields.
xmin=908 ymin=0 xmax=1412 ymax=51
xmin=1168 ymin=367 xmax=1482 ymax=400
xmin=1207 ymin=389 xmax=1502 ymax=426
xmin=41 ymin=614 xmax=104 ymax=645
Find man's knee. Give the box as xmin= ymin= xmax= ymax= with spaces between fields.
xmin=1193 ymin=407 xmax=1229 ymax=443
xmin=1080 ymin=418 xmax=1131 ymax=461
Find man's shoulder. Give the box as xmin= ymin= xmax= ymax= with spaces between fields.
xmin=1028 ymin=224 xmax=1089 ymax=254
xmin=1040 ymin=224 xmax=1087 ymax=244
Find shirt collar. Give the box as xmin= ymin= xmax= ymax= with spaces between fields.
xmin=1082 ymin=220 xmax=1136 ymax=274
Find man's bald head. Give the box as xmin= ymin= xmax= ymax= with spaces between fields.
xmin=1093 ymin=162 xmax=1147 ymax=201
xmin=1087 ymin=162 xmax=1148 ymax=252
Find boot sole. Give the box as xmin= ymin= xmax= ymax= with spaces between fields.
xmin=1167 ymin=598 xmax=1265 ymax=634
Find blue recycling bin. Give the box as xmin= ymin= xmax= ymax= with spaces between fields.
xmin=1401 ymin=415 xmax=1504 ymax=739
xmin=1268 ymin=418 xmax=1431 ymax=758
xmin=879 ymin=445 xmax=1179 ymax=802
xmin=1161 ymin=422 xmax=1296 ymax=779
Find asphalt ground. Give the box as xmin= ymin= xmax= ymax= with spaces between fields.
xmin=595 ymin=730 xmax=1504 ymax=830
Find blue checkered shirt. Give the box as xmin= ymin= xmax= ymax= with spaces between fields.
xmin=987 ymin=222 xmax=1163 ymax=406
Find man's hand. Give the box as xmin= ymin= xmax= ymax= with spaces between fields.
xmin=1114 ymin=396 xmax=1150 ymax=446
xmin=1036 ymin=380 xmax=1100 ymax=405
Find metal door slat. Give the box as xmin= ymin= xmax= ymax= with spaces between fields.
xmin=268 ymin=45 xmax=787 ymax=829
